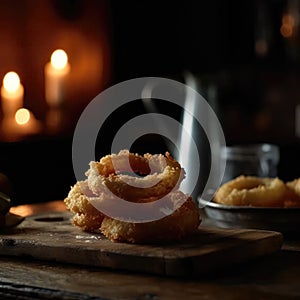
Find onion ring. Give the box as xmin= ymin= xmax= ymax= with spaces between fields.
xmin=214 ymin=175 xmax=286 ymax=207
xmin=100 ymin=191 xmax=200 ymax=243
xmin=64 ymin=181 xmax=104 ymax=231
xmin=283 ymin=178 xmax=300 ymax=207
xmin=64 ymin=150 xmax=200 ymax=243
xmin=87 ymin=150 xmax=185 ymax=201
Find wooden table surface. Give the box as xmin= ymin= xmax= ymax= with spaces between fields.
xmin=0 ymin=201 xmax=299 ymax=299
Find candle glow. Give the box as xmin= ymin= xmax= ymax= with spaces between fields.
xmin=15 ymin=108 xmax=30 ymax=125
xmin=45 ymin=49 xmax=70 ymax=107
xmin=51 ymin=50 xmax=68 ymax=70
xmin=1 ymin=71 xmax=24 ymax=117
xmin=3 ymin=72 xmax=21 ymax=93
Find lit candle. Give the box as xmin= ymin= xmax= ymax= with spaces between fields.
xmin=14 ymin=108 xmax=41 ymax=134
xmin=15 ymin=108 xmax=31 ymax=125
xmin=1 ymin=72 xmax=24 ymax=117
xmin=45 ymin=49 xmax=70 ymax=107
xmin=1 ymin=108 xmax=41 ymax=141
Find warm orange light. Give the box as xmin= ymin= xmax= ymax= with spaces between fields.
xmin=281 ymin=24 xmax=293 ymax=38
xmin=281 ymin=14 xmax=296 ymax=38
xmin=3 ymin=72 xmax=20 ymax=93
xmin=15 ymin=108 xmax=30 ymax=125
xmin=282 ymin=14 xmax=296 ymax=27
xmin=50 ymin=49 xmax=68 ymax=70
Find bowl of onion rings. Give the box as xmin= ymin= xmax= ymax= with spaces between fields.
xmin=199 ymin=175 xmax=300 ymax=236
xmin=199 ymin=198 xmax=300 ymax=235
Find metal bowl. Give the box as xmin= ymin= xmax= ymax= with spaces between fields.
xmin=198 ymin=198 xmax=300 ymax=236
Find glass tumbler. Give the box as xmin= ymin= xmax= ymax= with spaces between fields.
xmin=222 ymin=144 xmax=280 ymax=183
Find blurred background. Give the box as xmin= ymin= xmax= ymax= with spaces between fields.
xmin=0 ymin=0 xmax=299 ymax=204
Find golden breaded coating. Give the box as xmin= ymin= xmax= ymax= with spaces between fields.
xmin=87 ymin=150 xmax=185 ymax=202
xmin=214 ymin=176 xmax=286 ymax=207
xmin=64 ymin=150 xmax=201 ymax=243
xmin=64 ymin=181 xmax=104 ymax=231
xmin=214 ymin=176 xmax=300 ymax=208
xmin=286 ymin=178 xmax=300 ymax=196
xmin=100 ymin=198 xmax=200 ymax=243
xmin=284 ymin=178 xmax=300 ymax=207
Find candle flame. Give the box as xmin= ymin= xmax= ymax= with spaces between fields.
xmin=51 ymin=49 xmax=68 ymax=70
xmin=15 ymin=108 xmax=30 ymax=125
xmin=3 ymin=72 xmax=20 ymax=93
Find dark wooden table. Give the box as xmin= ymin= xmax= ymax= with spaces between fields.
xmin=0 ymin=201 xmax=298 ymax=299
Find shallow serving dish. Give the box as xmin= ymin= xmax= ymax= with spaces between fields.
xmin=198 ymin=198 xmax=300 ymax=236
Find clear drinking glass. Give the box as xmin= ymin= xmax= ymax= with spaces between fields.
xmin=222 ymin=144 xmax=280 ymax=183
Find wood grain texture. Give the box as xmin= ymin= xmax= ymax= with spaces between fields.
xmin=1 ymin=250 xmax=300 ymax=300
xmin=0 ymin=211 xmax=282 ymax=277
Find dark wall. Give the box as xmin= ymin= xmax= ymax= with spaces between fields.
xmin=109 ymin=0 xmax=299 ymax=146
xmin=109 ymin=0 xmax=289 ymax=81
xmin=0 ymin=137 xmax=75 ymax=205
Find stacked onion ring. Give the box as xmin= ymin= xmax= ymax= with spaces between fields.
xmin=64 ymin=150 xmax=201 ymax=243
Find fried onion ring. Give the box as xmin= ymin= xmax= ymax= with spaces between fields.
xmin=64 ymin=181 xmax=104 ymax=231
xmin=100 ymin=192 xmax=201 ymax=243
xmin=214 ymin=175 xmax=286 ymax=207
xmin=64 ymin=150 xmax=200 ymax=243
xmin=283 ymin=178 xmax=300 ymax=207
xmin=87 ymin=150 xmax=185 ymax=202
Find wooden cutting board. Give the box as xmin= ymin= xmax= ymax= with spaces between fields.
xmin=0 ymin=211 xmax=282 ymax=277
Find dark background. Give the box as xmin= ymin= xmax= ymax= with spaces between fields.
xmin=0 ymin=0 xmax=299 ymax=204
